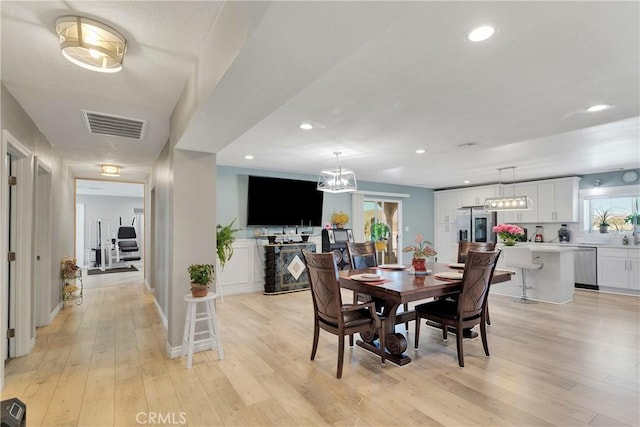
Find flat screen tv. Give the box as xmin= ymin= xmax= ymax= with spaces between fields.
xmin=246 ymin=175 xmax=324 ymax=226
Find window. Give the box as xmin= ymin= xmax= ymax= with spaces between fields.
xmin=580 ymin=187 xmax=640 ymax=233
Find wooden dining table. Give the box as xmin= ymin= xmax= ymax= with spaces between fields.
xmin=338 ymin=262 xmax=513 ymax=365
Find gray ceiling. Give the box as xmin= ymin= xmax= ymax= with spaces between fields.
xmin=2 ymin=1 xmax=639 ymax=189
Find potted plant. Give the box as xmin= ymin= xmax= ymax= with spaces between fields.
xmin=402 ymin=234 xmax=437 ymax=273
xmin=217 ymin=218 xmax=240 ymax=270
xmin=593 ymin=209 xmax=612 ymax=233
xmin=625 ymin=212 xmax=639 ymax=226
xmin=188 ymin=264 xmax=214 ymax=297
xmin=370 ymin=221 xmax=390 ymax=251
xmin=330 ymin=211 xmax=349 ymax=228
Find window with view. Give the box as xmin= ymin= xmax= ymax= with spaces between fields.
xmin=583 ymin=195 xmax=638 ymax=233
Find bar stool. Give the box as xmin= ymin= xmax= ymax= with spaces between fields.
xmin=182 ymin=293 xmax=224 ymax=368
xmin=503 ymin=247 xmax=543 ymax=304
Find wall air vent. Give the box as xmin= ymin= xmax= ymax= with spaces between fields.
xmin=81 ymin=110 xmax=147 ymax=140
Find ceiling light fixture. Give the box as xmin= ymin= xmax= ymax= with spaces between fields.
xmin=100 ymin=164 xmax=120 ymax=177
xmin=300 ymin=123 xmax=313 ymax=130
xmin=244 ymin=155 xmax=254 ymax=160
xmin=56 ymin=16 xmax=127 ymax=73
xmin=416 ymin=149 xmax=426 ymax=154
xmin=468 ymin=25 xmax=495 ymax=42
xmin=317 ymin=152 xmax=357 ymax=193
xmin=483 ymin=166 xmax=533 ymax=211
xmin=586 ymin=104 xmax=611 ymax=113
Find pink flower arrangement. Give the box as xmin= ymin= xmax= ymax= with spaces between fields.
xmin=402 ymin=234 xmax=437 ymax=259
xmin=492 ymin=223 xmax=525 ymax=241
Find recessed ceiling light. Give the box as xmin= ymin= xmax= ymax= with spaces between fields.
xmin=300 ymin=123 xmax=313 ymax=130
xmin=244 ymin=155 xmax=254 ymax=160
xmin=416 ymin=149 xmax=426 ymax=154
xmin=586 ymin=104 xmax=612 ymax=112
xmin=468 ymin=25 xmax=495 ymax=42
xmin=463 ymin=180 xmax=471 ymax=184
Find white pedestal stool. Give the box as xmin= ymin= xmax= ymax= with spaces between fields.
xmin=182 ymin=293 xmax=224 ymax=368
xmin=503 ymin=247 xmax=543 ymax=304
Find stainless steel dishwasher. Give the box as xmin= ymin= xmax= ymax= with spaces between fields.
xmin=573 ymin=246 xmax=598 ymax=290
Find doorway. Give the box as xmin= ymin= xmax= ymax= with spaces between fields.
xmin=363 ymin=199 xmax=402 ymax=264
xmin=75 ymin=179 xmax=144 ymax=271
xmin=1 ymin=130 xmax=35 ymax=390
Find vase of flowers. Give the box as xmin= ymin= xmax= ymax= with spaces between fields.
xmin=492 ymin=223 xmax=525 ymax=246
xmin=330 ymin=211 xmax=349 ymax=228
xmin=403 ymin=234 xmax=437 ymax=274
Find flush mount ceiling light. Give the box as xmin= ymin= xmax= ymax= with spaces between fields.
xmin=468 ymin=25 xmax=495 ymax=42
xmin=100 ymin=164 xmax=120 ymax=177
xmin=586 ymin=104 xmax=611 ymax=113
xmin=317 ymin=152 xmax=357 ymax=193
xmin=299 ymin=123 xmax=313 ymax=130
xmin=56 ymin=16 xmax=127 ymax=73
xmin=483 ymin=166 xmax=533 ymax=211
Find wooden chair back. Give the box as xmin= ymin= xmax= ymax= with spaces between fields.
xmin=302 ymin=250 xmax=343 ymax=325
xmin=457 ymin=242 xmax=496 ymax=263
xmin=347 ymin=241 xmax=377 ymax=269
xmin=458 ymin=250 xmax=501 ymax=320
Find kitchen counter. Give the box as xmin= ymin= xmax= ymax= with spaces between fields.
xmin=509 ymin=242 xmax=640 ymax=249
xmin=491 ymin=245 xmax=575 ymax=304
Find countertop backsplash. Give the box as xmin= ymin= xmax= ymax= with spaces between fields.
xmin=514 ymin=222 xmax=636 ymax=247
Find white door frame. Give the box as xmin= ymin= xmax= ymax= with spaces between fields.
xmin=34 ymin=158 xmax=53 ymax=327
xmin=1 ymin=129 xmax=35 ymax=392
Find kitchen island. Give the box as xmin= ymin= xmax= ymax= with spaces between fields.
xmin=491 ymin=244 xmax=576 ymax=304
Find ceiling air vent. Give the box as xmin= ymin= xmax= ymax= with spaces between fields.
xmin=81 ymin=110 xmax=148 ymax=140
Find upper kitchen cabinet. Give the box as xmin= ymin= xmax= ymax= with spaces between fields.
xmin=500 ymin=183 xmax=539 ymax=223
xmin=537 ymin=177 xmax=581 ymax=222
xmin=461 ymin=185 xmax=496 ymax=207
xmin=435 ymin=191 xmax=462 ymax=224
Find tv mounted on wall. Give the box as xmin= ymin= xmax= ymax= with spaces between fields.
xmin=246 ymin=175 xmax=324 ymax=226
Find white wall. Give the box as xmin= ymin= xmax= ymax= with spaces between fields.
xmin=1 ymin=83 xmax=74 ymax=389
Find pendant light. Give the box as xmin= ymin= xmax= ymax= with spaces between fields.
xmin=317 ymin=152 xmax=357 ymax=193
xmin=483 ymin=166 xmax=533 ymax=211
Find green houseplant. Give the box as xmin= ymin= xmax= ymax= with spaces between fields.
xmin=625 ymin=212 xmax=639 ymax=225
xmin=370 ymin=221 xmax=390 ymax=251
xmin=593 ymin=209 xmax=612 ymax=233
xmin=217 ymin=218 xmax=240 ymax=270
xmin=188 ymin=264 xmax=214 ymax=297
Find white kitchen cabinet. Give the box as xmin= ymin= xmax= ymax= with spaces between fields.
xmin=434 ymin=191 xmax=462 ymax=224
xmin=537 ymin=177 xmax=580 ymax=222
xmin=597 ymin=248 xmax=640 ymax=290
xmin=500 ymin=183 xmax=539 ymax=223
xmin=461 ymin=185 xmax=496 ymax=206
xmin=434 ymin=222 xmax=457 ymax=264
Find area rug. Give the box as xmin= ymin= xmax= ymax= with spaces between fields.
xmin=87 ymin=265 xmax=138 ymax=275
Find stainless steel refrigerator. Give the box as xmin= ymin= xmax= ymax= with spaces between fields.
xmin=456 ymin=206 xmax=497 ymax=243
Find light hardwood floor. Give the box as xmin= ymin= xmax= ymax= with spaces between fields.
xmin=3 ymin=271 xmax=639 ymax=427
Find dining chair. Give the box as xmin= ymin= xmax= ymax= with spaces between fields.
xmin=457 ymin=241 xmax=496 ymax=325
xmin=414 ymin=249 xmax=501 ymax=367
xmin=302 ymin=250 xmax=385 ymax=379
xmin=346 ymin=241 xmax=377 ymax=307
xmin=347 ymin=241 xmax=410 ymax=333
